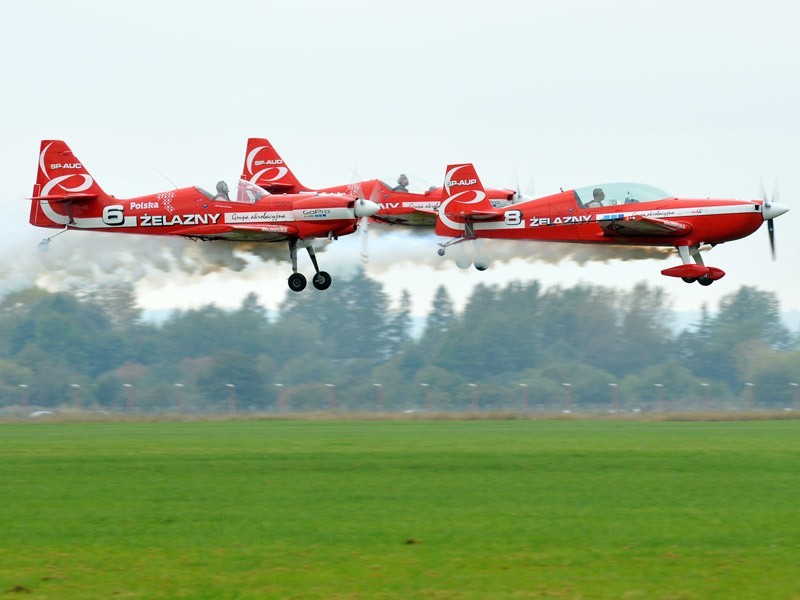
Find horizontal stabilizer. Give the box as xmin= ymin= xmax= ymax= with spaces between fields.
xmin=30 ymin=194 xmax=98 ymax=202
xmin=443 ymin=210 xmax=504 ymax=223
xmin=259 ymin=183 xmax=295 ymax=192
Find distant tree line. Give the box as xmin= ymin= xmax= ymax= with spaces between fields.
xmin=1 ymin=270 xmax=798 ymax=414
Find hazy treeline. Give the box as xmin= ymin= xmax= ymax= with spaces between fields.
xmin=1 ymin=271 xmax=798 ymax=413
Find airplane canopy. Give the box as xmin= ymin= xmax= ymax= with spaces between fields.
xmin=195 ymin=179 xmax=269 ymax=204
xmin=574 ymin=182 xmax=671 ymax=208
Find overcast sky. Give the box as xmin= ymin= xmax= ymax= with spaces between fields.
xmin=3 ymin=0 xmax=799 ymax=319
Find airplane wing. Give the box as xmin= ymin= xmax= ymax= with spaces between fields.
xmin=175 ymin=223 xmax=299 ymax=242
xmin=597 ymin=214 xmax=692 ymax=237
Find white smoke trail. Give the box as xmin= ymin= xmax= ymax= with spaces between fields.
xmin=1 ymin=222 xmax=677 ymax=300
xmin=320 ymin=226 xmax=677 ymax=277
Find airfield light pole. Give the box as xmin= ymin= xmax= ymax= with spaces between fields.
xmin=420 ymin=383 xmax=430 ymax=411
xmin=700 ymin=383 xmax=711 ymax=412
xmin=275 ymin=383 xmax=286 ymax=412
xmin=123 ymin=383 xmax=134 ymax=413
xmin=791 ymin=383 xmax=799 ymax=411
xmin=468 ymin=383 xmax=479 ymax=411
xmin=18 ymin=384 xmax=28 ymax=410
xmin=373 ymin=383 xmax=384 ymax=412
xmin=174 ymin=383 xmax=185 ymax=412
xmin=608 ymin=383 xmax=619 ymax=412
xmin=654 ymin=383 xmax=664 ymax=412
xmin=518 ymin=383 xmax=530 ymax=412
xmin=745 ymin=382 xmax=755 ymax=410
xmin=561 ymin=383 xmax=572 ymax=413
xmin=225 ymin=383 xmax=236 ymax=413
xmin=325 ymin=384 xmax=336 ymax=411
xmin=70 ymin=384 xmax=81 ymax=410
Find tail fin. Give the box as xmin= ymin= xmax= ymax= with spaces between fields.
xmin=436 ymin=163 xmax=498 ymax=237
xmin=30 ymin=140 xmax=110 ymax=228
xmin=240 ymin=137 xmax=307 ymax=194
xmin=32 ymin=140 xmax=107 ymax=200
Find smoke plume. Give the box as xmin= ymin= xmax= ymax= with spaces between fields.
xmin=2 ymin=223 xmax=676 ymax=299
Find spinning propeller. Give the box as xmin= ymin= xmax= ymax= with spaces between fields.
xmin=352 ymin=181 xmax=382 ymax=263
xmin=510 ymin=171 xmax=535 ymax=204
xmin=760 ymin=182 xmax=789 ymax=261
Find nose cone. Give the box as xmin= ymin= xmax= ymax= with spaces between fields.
xmin=354 ymin=199 xmax=380 ymax=218
xmin=763 ymin=202 xmax=789 ymax=221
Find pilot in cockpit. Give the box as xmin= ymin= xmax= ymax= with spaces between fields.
xmin=587 ymin=187 xmax=605 ymax=208
xmin=392 ymin=174 xmax=409 ymax=193
xmin=214 ymin=180 xmax=230 ymax=201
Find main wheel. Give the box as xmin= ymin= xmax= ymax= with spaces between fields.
xmin=682 ymin=277 xmax=697 ymax=284
xmin=312 ymin=271 xmax=332 ymax=291
xmin=288 ymin=273 xmax=307 ymax=292
xmin=698 ymin=276 xmax=714 ymax=286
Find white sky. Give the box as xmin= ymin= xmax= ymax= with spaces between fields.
xmin=3 ymin=0 xmax=799 ymax=318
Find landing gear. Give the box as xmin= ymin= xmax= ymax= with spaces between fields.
xmin=698 ymin=275 xmax=714 ymax=287
xmin=287 ymin=239 xmax=333 ymax=292
xmin=438 ymin=233 xmax=489 ymax=271
xmin=661 ymin=244 xmax=725 ymax=285
xmin=38 ymin=226 xmax=70 ymax=251
xmin=437 ymin=236 xmax=469 ymax=256
xmin=312 ymin=271 xmax=332 ymax=290
xmin=288 ymin=273 xmax=307 ymax=292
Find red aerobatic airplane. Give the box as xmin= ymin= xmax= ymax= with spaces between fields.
xmin=240 ymin=137 xmax=519 ymax=226
xmin=29 ymin=140 xmax=379 ymax=291
xmin=435 ymin=163 xmax=789 ymax=285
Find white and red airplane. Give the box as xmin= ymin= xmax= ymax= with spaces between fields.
xmin=239 ymin=137 xmax=518 ymax=227
xmin=29 ymin=140 xmax=379 ymax=291
xmin=435 ymin=163 xmax=789 ymax=285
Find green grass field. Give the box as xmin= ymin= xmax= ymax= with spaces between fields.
xmin=1 ymin=419 xmax=799 ymax=598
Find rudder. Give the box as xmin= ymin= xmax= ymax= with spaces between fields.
xmin=30 ymin=140 xmax=109 ymax=228
xmin=436 ymin=163 xmax=496 ymax=237
xmin=241 ymin=137 xmax=306 ymax=194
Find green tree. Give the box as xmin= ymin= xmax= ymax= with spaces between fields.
xmin=10 ymin=293 xmax=124 ymax=377
xmin=683 ymin=287 xmax=790 ymax=388
xmin=422 ymin=285 xmax=456 ymax=343
xmin=198 ymin=350 xmax=269 ymax=411
xmin=611 ymin=283 xmax=673 ymax=375
xmin=385 ymin=289 xmax=413 ymax=358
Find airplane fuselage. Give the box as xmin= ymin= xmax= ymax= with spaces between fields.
xmin=30 ymin=186 xmax=363 ymax=241
xmin=442 ymin=190 xmax=766 ymax=248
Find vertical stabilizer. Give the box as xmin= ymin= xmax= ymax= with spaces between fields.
xmin=30 ymin=140 xmax=109 ymax=228
xmin=435 ymin=163 xmax=495 ymax=236
xmin=240 ymin=137 xmax=306 ymax=195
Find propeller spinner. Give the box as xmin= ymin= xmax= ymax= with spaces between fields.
xmin=760 ymin=183 xmax=789 ymax=260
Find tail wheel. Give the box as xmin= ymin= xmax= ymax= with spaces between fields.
xmin=288 ymin=273 xmax=307 ymax=292
xmin=312 ymin=271 xmax=332 ymax=291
